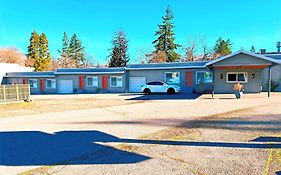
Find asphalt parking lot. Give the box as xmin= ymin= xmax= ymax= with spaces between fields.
xmin=0 ymin=93 xmax=280 ymax=175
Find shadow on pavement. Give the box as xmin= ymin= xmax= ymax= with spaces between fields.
xmin=1 ymin=130 xmax=280 ymax=167
xmin=0 ymin=130 xmax=150 ymax=166
xmin=120 ymin=93 xmax=201 ymax=100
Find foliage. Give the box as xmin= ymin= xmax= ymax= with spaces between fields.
xmin=146 ymin=51 xmax=167 ymax=63
xmin=214 ymin=37 xmax=232 ymax=57
xmin=152 ymin=6 xmax=180 ymax=62
xmin=0 ymin=47 xmax=26 ymax=65
xmin=26 ymin=31 xmax=51 ymax=71
xmin=250 ymin=45 xmax=256 ymax=53
xmin=57 ymin=32 xmax=91 ymax=68
xmin=271 ymin=81 xmax=280 ymax=92
xmin=108 ymin=30 xmax=129 ymax=67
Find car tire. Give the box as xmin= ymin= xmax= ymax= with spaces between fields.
xmin=167 ymin=88 xmax=175 ymax=94
xmin=143 ymin=88 xmax=151 ymax=95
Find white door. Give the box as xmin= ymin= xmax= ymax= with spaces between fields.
xmin=129 ymin=77 xmax=146 ymax=92
xmin=59 ymin=80 xmax=74 ymax=94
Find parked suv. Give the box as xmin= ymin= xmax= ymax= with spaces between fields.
xmin=141 ymin=81 xmax=180 ymax=94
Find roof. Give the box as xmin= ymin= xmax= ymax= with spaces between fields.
xmin=126 ymin=61 xmax=209 ymax=70
xmin=206 ymin=50 xmax=281 ymax=67
xmin=54 ymin=67 xmax=125 ymax=75
xmin=5 ymin=72 xmax=55 ymax=78
xmin=265 ymin=54 xmax=281 ymax=60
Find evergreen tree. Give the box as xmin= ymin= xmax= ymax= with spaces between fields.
xmin=152 ymin=6 xmax=180 ymax=62
xmin=108 ymin=30 xmax=129 ymax=67
xmin=26 ymin=31 xmax=51 ymax=71
xmin=214 ymin=37 xmax=232 ymax=56
xmin=250 ymin=45 xmax=256 ymax=53
xmin=69 ymin=33 xmax=85 ymax=68
xmin=26 ymin=31 xmax=40 ymax=67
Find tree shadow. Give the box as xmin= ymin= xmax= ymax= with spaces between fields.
xmin=1 ymin=130 xmax=280 ymax=167
xmin=121 ymin=93 xmax=201 ymax=101
xmin=251 ymin=137 xmax=281 ymax=142
xmin=0 ymin=130 xmax=150 ymax=166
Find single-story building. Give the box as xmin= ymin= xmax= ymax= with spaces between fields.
xmin=1 ymin=50 xmax=281 ymax=95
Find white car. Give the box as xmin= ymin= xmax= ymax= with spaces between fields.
xmin=141 ymin=81 xmax=181 ymax=94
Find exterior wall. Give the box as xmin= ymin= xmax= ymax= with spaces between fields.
xmin=127 ymin=68 xmax=210 ymax=93
xmin=214 ymin=68 xmax=262 ymax=93
xmin=262 ymin=64 xmax=281 ymax=92
xmin=56 ymin=74 xmax=126 ymax=94
xmin=215 ymin=53 xmax=271 ymax=66
xmin=4 ymin=77 xmax=42 ymax=94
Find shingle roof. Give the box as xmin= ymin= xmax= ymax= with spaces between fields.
xmin=54 ymin=67 xmax=125 ymax=74
xmin=5 ymin=72 xmax=55 ymax=78
xmin=126 ymin=61 xmax=209 ymax=70
xmin=206 ymin=50 xmax=281 ymax=67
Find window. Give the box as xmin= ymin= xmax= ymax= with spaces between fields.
xmin=28 ymin=79 xmax=38 ymax=88
xmin=46 ymin=79 xmax=56 ymax=89
xmin=196 ymin=71 xmax=213 ymax=84
xmin=226 ymin=72 xmax=248 ymax=83
xmin=110 ymin=76 xmax=123 ymax=87
xmin=86 ymin=76 xmax=98 ymax=87
xmin=147 ymin=81 xmax=164 ymax=85
xmin=165 ymin=72 xmax=180 ymax=84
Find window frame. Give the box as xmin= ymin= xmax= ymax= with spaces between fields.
xmin=28 ymin=79 xmax=38 ymax=88
xmin=110 ymin=76 xmax=123 ymax=87
xmin=86 ymin=76 xmax=98 ymax=87
xmin=45 ymin=79 xmax=56 ymax=89
xmin=195 ymin=71 xmax=213 ymax=84
xmin=164 ymin=72 xmax=180 ymax=84
xmin=226 ymin=72 xmax=248 ymax=83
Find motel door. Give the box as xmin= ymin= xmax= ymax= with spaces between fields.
xmin=102 ymin=76 xmax=108 ymax=89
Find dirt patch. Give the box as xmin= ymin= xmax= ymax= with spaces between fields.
xmin=0 ymin=98 xmax=145 ymax=118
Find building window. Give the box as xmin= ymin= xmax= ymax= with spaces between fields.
xmin=196 ymin=71 xmax=213 ymax=84
xmin=28 ymin=79 xmax=38 ymax=88
xmin=46 ymin=79 xmax=56 ymax=89
xmin=165 ymin=72 xmax=180 ymax=84
xmin=86 ymin=76 xmax=98 ymax=87
xmin=110 ymin=76 xmax=123 ymax=87
xmin=226 ymin=72 xmax=248 ymax=83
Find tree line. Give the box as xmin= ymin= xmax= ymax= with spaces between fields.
xmin=0 ymin=5 xmax=258 ymax=71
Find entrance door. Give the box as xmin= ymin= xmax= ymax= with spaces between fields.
xmin=102 ymin=76 xmax=108 ymax=89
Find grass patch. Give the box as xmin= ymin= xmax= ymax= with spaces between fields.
xmin=140 ymin=128 xmax=201 ymax=141
xmin=18 ymin=165 xmax=53 ymax=175
xmin=115 ymin=144 xmax=143 ymax=152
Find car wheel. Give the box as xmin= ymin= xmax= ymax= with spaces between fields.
xmin=143 ymin=88 xmax=151 ymax=95
xmin=167 ymin=88 xmax=175 ymax=94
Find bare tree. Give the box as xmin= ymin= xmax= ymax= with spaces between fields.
xmin=0 ymin=47 xmax=27 ymax=65
xmin=182 ymin=37 xmax=198 ymax=62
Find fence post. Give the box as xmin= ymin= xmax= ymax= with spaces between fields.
xmin=3 ymin=85 xmax=6 ymax=103
xmin=16 ymin=85 xmax=19 ymax=101
xmin=27 ymin=84 xmax=31 ymax=102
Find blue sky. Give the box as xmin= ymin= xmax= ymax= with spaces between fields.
xmin=0 ymin=0 xmax=281 ymax=64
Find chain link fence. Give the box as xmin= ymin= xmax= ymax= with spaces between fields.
xmin=0 ymin=84 xmax=30 ymax=103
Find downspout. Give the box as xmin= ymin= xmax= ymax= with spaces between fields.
xmin=268 ymin=65 xmax=272 ymax=97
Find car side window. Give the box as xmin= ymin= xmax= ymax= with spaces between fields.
xmin=155 ymin=82 xmax=163 ymax=85
xmin=147 ymin=82 xmax=155 ymax=85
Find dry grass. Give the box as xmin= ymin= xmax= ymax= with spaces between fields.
xmin=0 ymin=98 xmax=144 ymax=118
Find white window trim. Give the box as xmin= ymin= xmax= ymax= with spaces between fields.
xmin=45 ymin=79 xmax=56 ymax=89
xmin=86 ymin=76 xmax=98 ymax=87
xmin=195 ymin=71 xmax=213 ymax=84
xmin=164 ymin=72 xmax=180 ymax=84
xmin=28 ymin=79 xmax=38 ymax=88
xmin=110 ymin=76 xmax=123 ymax=87
xmin=226 ymin=72 xmax=248 ymax=83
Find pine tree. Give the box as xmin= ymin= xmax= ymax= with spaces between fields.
xmin=108 ymin=30 xmax=129 ymax=67
xmin=152 ymin=6 xmax=180 ymax=62
xmin=250 ymin=45 xmax=256 ymax=53
xmin=214 ymin=37 xmax=232 ymax=56
xmin=26 ymin=31 xmax=51 ymax=71
xmin=69 ymin=33 xmax=85 ymax=68
xmin=26 ymin=31 xmax=40 ymax=67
